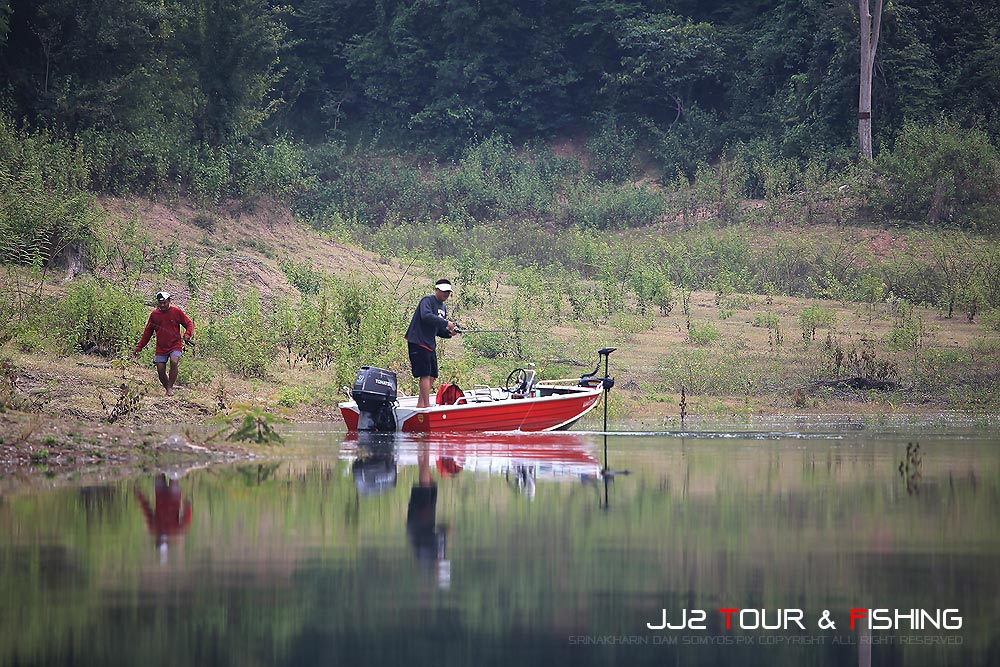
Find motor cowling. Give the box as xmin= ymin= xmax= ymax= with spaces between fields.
xmin=352 ymin=366 xmax=398 ymax=432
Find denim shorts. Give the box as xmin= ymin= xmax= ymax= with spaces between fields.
xmin=153 ymin=350 xmax=183 ymax=363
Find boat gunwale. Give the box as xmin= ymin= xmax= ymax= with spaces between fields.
xmin=338 ymin=382 xmax=602 ymax=414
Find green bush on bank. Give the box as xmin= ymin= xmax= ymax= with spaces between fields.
xmin=0 ymin=116 xmax=98 ymax=268
xmin=3 ymin=110 xmax=309 ymax=208
xmin=56 ymin=279 xmax=148 ymax=355
xmin=875 ymin=118 xmax=1000 ymax=230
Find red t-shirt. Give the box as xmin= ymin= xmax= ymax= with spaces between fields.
xmin=135 ymin=306 xmax=194 ymax=356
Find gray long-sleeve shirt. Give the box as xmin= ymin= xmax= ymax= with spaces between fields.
xmin=405 ymin=295 xmax=451 ymax=351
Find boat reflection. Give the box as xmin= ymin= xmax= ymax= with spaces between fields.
xmin=343 ymin=431 xmax=604 ymax=589
xmin=343 ymin=431 xmax=603 ymax=494
xmin=350 ymin=433 xmax=398 ymax=496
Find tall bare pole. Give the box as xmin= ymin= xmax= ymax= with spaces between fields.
xmin=858 ymin=0 xmax=883 ymax=160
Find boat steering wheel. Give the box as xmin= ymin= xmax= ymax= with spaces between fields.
xmin=504 ymin=368 xmax=529 ymax=394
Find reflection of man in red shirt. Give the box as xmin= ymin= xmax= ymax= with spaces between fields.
xmin=134 ymin=473 xmax=192 ymax=563
xmin=133 ymin=291 xmax=194 ymax=396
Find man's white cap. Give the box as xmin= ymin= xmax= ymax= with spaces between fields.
xmin=434 ymin=280 xmax=453 ymax=292
xmin=156 ymin=291 xmax=171 ymax=301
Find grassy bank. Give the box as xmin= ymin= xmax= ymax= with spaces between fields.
xmin=3 ymin=130 xmax=1000 ymax=474
xmin=3 ymin=265 xmax=998 ymax=478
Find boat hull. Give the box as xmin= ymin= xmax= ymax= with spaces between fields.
xmin=340 ymin=386 xmax=602 ymax=433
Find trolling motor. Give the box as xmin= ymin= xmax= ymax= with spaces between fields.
xmin=580 ymin=348 xmax=616 ymax=434
xmin=352 ymin=366 xmax=398 ymax=432
xmin=579 ymin=347 xmax=616 ymax=392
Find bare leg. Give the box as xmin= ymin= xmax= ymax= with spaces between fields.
xmin=417 ymin=376 xmax=434 ymax=408
xmin=155 ymin=362 xmax=170 ymax=393
xmin=167 ymin=357 xmax=180 ymax=396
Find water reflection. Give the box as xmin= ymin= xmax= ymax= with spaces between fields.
xmin=1 ymin=427 xmax=996 ymax=666
xmin=342 ymin=431 xmax=604 ymax=496
xmin=342 ymin=432 xmax=610 ymax=589
xmin=407 ymin=440 xmax=450 ymax=588
xmin=351 ymin=433 xmax=398 ymax=496
xmin=133 ymin=472 xmax=193 ymax=564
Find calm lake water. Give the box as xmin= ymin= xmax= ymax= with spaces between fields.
xmin=1 ymin=421 xmax=998 ymax=666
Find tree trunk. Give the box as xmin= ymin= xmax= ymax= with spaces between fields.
xmin=858 ymin=0 xmax=883 ymax=160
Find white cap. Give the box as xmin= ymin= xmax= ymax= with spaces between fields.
xmin=156 ymin=291 xmax=171 ymax=301
xmin=434 ymin=280 xmax=453 ymax=292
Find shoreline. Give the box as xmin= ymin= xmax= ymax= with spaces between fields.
xmin=3 ymin=402 xmax=995 ymax=485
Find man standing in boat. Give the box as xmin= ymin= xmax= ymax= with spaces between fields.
xmin=134 ymin=291 xmax=194 ymax=396
xmin=406 ymin=279 xmax=457 ymax=407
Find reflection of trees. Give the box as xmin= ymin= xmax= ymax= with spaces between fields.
xmin=233 ymin=462 xmax=283 ymax=486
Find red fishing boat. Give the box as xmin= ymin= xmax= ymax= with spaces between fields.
xmin=340 ymin=348 xmax=616 ymax=433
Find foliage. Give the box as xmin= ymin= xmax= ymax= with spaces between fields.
xmin=280 ymin=257 xmax=326 ymax=295
xmin=875 ymin=118 xmax=1000 ymax=229
xmin=687 ymin=321 xmax=720 ymax=346
xmin=799 ymin=305 xmax=837 ymax=342
xmin=0 ymin=0 xmax=303 ymax=202
xmin=0 ymin=115 xmax=98 ymax=267
xmin=200 ymin=287 xmax=276 ymax=379
xmin=214 ymin=403 xmax=288 ymax=445
xmin=982 ymin=308 xmax=1000 ymax=332
xmin=56 ymin=279 xmax=148 ymax=355
xmin=566 ymin=180 xmax=666 ymax=229
xmin=753 ymin=312 xmax=781 ymax=330
xmin=587 ymin=119 xmax=635 ymax=182
xmin=0 ymin=0 xmax=998 ymax=198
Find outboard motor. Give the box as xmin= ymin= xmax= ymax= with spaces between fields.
xmin=352 ymin=366 xmax=398 ymax=432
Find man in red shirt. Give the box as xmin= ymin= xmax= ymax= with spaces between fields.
xmin=134 ymin=291 xmax=194 ymax=396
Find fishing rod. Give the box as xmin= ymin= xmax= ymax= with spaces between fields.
xmin=452 ymin=326 xmax=549 ymax=335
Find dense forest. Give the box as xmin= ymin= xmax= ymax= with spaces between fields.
xmin=2 ymin=0 xmax=999 ymax=192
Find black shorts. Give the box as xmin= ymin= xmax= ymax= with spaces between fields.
xmin=408 ymin=343 xmax=438 ymax=378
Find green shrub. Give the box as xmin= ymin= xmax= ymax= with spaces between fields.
xmin=688 ymin=321 xmax=720 ymax=346
xmin=567 ymin=180 xmax=666 ymax=229
xmin=799 ymin=305 xmax=837 ymax=341
xmin=189 ymin=144 xmax=234 ymax=203
xmin=176 ymin=355 xmax=216 ymax=388
xmin=238 ymin=136 xmax=310 ymax=200
xmin=443 ymin=134 xmax=555 ymax=220
xmin=753 ymin=312 xmax=781 ymax=330
xmin=610 ymin=312 xmax=655 ymax=340
xmin=462 ymin=331 xmax=509 ymax=360
xmin=640 ymin=105 xmax=723 ymax=177
xmin=56 ymin=279 xmax=148 ymax=355
xmin=0 ymin=114 xmax=99 ymax=267
xmin=587 ymin=120 xmax=636 ymax=182
xmin=275 ymin=386 xmax=313 ymax=408
xmin=280 ymin=258 xmax=326 ymax=295
xmin=875 ymin=118 xmax=1000 ymax=229
xmin=883 ymin=319 xmax=921 ymax=352
xmin=13 ymin=324 xmax=46 ymax=353
xmin=203 ymin=288 xmax=276 ymax=379
xmin=982 ymin=308 xmax=1000 ymax=331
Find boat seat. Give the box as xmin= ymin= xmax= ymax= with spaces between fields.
xmin=467 ymin=384 xmax=494 ymax=402
xmin=435 ymin=382 xmax=466 ymax=405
